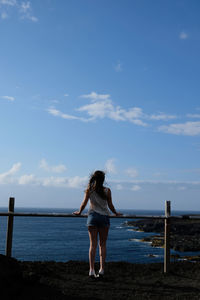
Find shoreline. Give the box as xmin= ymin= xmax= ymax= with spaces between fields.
xmin=126 ymin=219 xmax=200 ymax=257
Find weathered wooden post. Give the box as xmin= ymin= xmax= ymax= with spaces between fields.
xmin=6 ymin=197 xmax=15 ymax=257
xmin=164 ymin=200 xmax=171 ymax=274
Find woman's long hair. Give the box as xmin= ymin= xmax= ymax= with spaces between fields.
xmin=88 ymin=170 xmax=107 ymax=200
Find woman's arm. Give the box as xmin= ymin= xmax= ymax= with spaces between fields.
xmin=107 ymin=188 xmax=122 ymax=216
xmin=73 ymin=189 xmax=90 ymax=215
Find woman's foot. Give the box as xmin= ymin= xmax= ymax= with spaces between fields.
xmin=97 ymin=269 xmax=104 ymax=279
xmin=89 ymin=269 xmax=96 ymax=279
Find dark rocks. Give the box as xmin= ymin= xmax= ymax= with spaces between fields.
xmin=0 ymin=254 xmax=66 ymax=300
xmin=126 ymin=219 xmax=200 ymax=252
xmin=1 ymin=255 xmax=200 ymax=299
xmin=127 ymin=219 xmax=164 ymax=233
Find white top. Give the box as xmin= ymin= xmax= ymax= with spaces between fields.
xmin=88 ymin=188 xmax=110 ymax=216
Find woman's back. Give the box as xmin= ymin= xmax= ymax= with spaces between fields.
xmin=89 ymin=188 xmax=110 ymax=216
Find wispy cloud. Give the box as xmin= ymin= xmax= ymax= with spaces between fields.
xmin=111 ymin=178 xmax=200 ymax=186
xmin=149 ymin=113 xmax=177 ymax=121
xmin=47 ymin=107 xmax=82 ymax=121
xmin=105 ymin=159 xmax=117 ymax=174
xmin=1 ymin=95 xmax=15 ymax=101
xmin=47 ymin=92 xmax=178 ymax=128
xmin=0 ymin=0 xmax=17 ymax=5
xmin=18 ymin=174 xmax=38 ymax=185
xmin=39 ymin=159 xmax=67 ymax=173
xmin=81 ymin=92 xmax=110 ymax=101
xmin=0 ymin=0 xmax=38 ymax=22
xmin=0 ymin=162 xmax=21 ymax=184
xmin=158 ymin=121 xmax=200 ymax=136
xmin=18 ymin=174 xmax=88 ymax=188
xmin=116 ymin=184 xmax=123 ymax=190
xmin=187 ymin=114 xmax=200 ymax=119
xmin=19 ymin=1 xmax=38 ymax=22
xmin=131 ymin=185 xmax=141 ymax=191
xmin=41 ymin=175 xmax=87 ymax=188
xmin=1 ymin=162 xmax=200 ymax=190
xmin=114 ymin=61 xmax=123 ymax=72
xmin=79 ymin=94 xmax=148 ymax=125
xmin=177 ymin=186 xmax=187 ymax=191
xmin=125 ymin=168 xmax=139 ymax=178
xmin=0 ymin=162 xmax=87 ymax=188
xmin=179 ymin=31 xmax=188 ymax=40
xmin=1 ymin=11 xmax=8 ymax=18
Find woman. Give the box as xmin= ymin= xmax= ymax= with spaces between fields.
xmin=73 ymin=170 xmax=122 ymax=278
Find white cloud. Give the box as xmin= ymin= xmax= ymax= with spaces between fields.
xmin=77 ymin=100 xmax=148 ymax=126
xmin=0 ymin=162 xmax=87 ymax=188
xmin=187 ymin=114 xmax=200 ymax=119
xmin=123 ymin=107 xmax=144 ymax=119
xmin=78 ymin=100 xmax=114 ymax=120
xmin=179 ymin=31 xmax=188 ymax=40
xmin=149 ymin=113 xmax=177 ymax=121
xmin=0 ymin=0 xmax=38 ymax=22
xmin=27 ymin=15 xmax=37 ymax=22
xmin=1 ymin=95 xmax=15 ymax=101
xmin=67 ymin=176 xmax=87 ymax=188
xmin=81 ymin=92 xmax=110 ymax=101
xmin=0 ymin=0 xmax=17 ymax=6
xmin=1 ymin=11 xmax=8 ymax=18
xmin=17 ymin=174 xmax=87 ymax=188
xmin=18 ymin=174 xmax=38 ymax=185
xmin=19 ymin=1 xmax=38 ymax=22
xmin=158 ymin=121 xmax=200 ymax=136
xmin=105 ymin=159 xmax=117 ymax=174
xmin=0 ymin=162 xmax=21 ymax=184
xmin=39 ymin=159 xmax=67 ymax=173
xmin=116 ymin=184 xmax=123 ymax=190
xmin=42 ymin=175 xmax=87 ymax=188
xmin=19 ymin=1 xmax=30 ymax=13
xmin=114 ymin=61 xmax=122 ymax=72
xmin=64 ymin=94 xmax=69 ymax=97
xmin=177 ymin=186 xmax=187 ymax=191
xmin=125 ymin=168 xmax=139 ymax=178
xmin=47 ymin=92 xmax=179 ymax=128
xmin=111 ymin=178 xmax=200 ymax=186
xmin=131 ymin=185 xmax=141 ymax=191
xmin=51 ymin=99 xmax=59 ymax=104
xmin=47 ymin=107 xmax=81 ymax=121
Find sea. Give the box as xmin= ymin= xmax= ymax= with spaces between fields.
xmin=1 ymin=207 xmax=200 ymax=264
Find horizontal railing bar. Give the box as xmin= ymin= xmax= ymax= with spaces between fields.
xmin=182 ymin=214 xmax=200 ymax=216
xmin=0 ymin=212 xmax=165 ymax=218
xmin=0 ymin=212 xmax=200 ymax=220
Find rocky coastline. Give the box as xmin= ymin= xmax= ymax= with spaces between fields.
xmin=126 ymin=219 xmax=200 ymax=254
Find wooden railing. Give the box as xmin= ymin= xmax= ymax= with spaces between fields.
xmin=1 ymin=198 xmax=200 ymax=274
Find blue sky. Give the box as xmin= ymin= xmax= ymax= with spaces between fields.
xmin=0 ymin=0 xmax=200 ymax=210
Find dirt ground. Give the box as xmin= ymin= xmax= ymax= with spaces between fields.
xmin=1 ymin=254 xmax=200 ymax=299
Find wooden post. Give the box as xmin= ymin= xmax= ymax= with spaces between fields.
xmin=164 ymin=200 xmax=171 ymax=274
xmin=6 ymin=197 xmax=15 ymax=257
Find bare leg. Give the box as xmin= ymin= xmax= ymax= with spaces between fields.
xmin=98 ymin=226 xmax=109 ymax=272
xmin=88 ymin=226 xmax=98 ymax=273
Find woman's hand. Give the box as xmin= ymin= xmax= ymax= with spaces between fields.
xmin=73 ymin=211 xmax=81 ymax=216
xmin=114 ymin=212 xmax=123 ymax=217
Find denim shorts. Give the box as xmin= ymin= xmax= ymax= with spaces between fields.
xmin=87 ymin=211 xmax=110 ymax=228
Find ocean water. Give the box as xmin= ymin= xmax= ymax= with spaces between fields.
xmin=0 ymin=207 xmax=200 ymax=263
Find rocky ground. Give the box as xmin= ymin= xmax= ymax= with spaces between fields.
xmin=126 ymin=219 xmax=200 ymax=254
xmin=1 ymin=254 xmax=200 ymax=299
